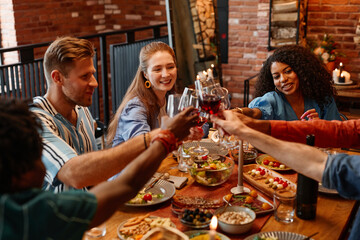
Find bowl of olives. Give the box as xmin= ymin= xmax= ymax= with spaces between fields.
xmin=180 ymin=208 xmax=213 ymax=229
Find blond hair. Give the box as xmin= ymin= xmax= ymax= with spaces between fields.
xmin=107 ymin=41 xmax=176 ymax=145
xmin=43 ymin=36 xmax=94 ymax=86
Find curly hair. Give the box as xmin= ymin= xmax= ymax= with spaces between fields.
xmin=255 ymin=45 xmax=336 ymax=111
xmin=0 ymin=99 xmax=43 ymax=193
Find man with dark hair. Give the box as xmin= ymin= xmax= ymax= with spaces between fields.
xmin=0 ymin=99 xmax=197 ymax=239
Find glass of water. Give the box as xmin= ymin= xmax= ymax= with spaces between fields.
xmin=273 ymin=189 xmax=296 ymax=223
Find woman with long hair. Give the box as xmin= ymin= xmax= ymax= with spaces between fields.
xmin=107 ymin=42 xmax=177 ymax=147
xmin=238 ymin=45 xmax=341 ymax=121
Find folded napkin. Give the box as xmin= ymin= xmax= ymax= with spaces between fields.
xmin=153 ymin=172 xmax=188 ymax=189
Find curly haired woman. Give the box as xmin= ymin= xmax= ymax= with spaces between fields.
xmin=238 ymin=45 xmax=341 ymax=121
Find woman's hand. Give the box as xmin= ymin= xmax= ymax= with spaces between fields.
xmin=300 ymin=109 xmax=319 ymax=121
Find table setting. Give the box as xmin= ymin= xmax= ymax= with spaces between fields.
xmin=83 ymin=69 xmax=359 ymax=240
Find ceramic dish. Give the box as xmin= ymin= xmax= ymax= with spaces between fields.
xmin=125 ymin=179 xmax=175 ymax=206
xmin=334 ymin=80 xmax=353 ymax=85
xmin=222 ymin=193 xmax=274 ymax=215
xmin=117 ymin=216 xmax=175 ymax=240
xmin=243 ymin=164 xmax=296 ymax=198
xmin=184 ymin=230 xmax=230 ymax=240
xmin=256 ymin=154 xmax=291 ymax=171
xmin=229 ymin=148 xmax=258 ymax=164
xmin=245 ymin=231 xmax=314 ymax=240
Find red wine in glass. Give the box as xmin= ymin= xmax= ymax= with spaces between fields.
xmin=196 ymin=116 xmax=207 ymax=127
xmin=200 ymin=94 xmax=221 ymax=114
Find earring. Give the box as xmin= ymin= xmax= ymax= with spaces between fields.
xmin=145 ymin=80 xmax=151 ymax=89
xmin=275 ymin=87 xmax=280 ymax=93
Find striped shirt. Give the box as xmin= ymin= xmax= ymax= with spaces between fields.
xmin=30 ymin=97 xmax=98 ymax=193
xmin=0 ymin=189 xmax=97 ymax=240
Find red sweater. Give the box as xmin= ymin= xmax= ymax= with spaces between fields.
xmin=270 ymin=119 xmax=360 ymax=148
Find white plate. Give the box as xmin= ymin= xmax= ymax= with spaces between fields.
xmin=245 ymin=231 xmax=314 ymax=240
xmin=334 ymin=80 xmax=353 ymax=85
xmin=182 ymin=141 xmax=228 ymax=157
xmin=318 ymin=183 xmax=338 ymax=195
xmin=125 ymin=179 xmax=175 ymax=206
xmin=185 ymin=230 xmax=230 ymax=240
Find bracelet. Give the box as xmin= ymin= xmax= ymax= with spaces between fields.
xmin=143 ymin=133 xmax=148 ymax=149
xmin=237 ymin=107 xmax=243 ymax=114
xmin=150 ymin=130 xmax=179 ymax=154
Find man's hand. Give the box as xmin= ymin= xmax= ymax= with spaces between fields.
xmin=161 ymin=107 xmax=199 ymax=141
xmin=211 ymin=110 xmax=249 ymax=138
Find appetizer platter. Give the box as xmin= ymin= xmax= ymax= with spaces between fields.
xmin=256 ymin=154 xmax=291 ymax=171
xmin=125 ymin=179 xmax=175 ymax=206
xmin=243 ymin=164 xmax=296 ymax=198
xmin=117 ymin=214 xmax=175 ymax=240
xmin=222 ymin=190 xmax=274 ymax=215
xmin=171 ymin=195 xmax=224 ymax=215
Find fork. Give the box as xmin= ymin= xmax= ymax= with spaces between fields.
xmin=303 ymin=232 xmax=319 ymax=240
xmin=144 ymin=173 xmax=165 ymax=192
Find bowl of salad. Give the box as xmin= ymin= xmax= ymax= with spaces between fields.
xmin=189 ymin=154 xmax=234 ymax=186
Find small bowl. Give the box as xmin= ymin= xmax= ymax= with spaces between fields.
xmin=179 ymin=208 xmax=213 ymax=229
xmin=189 ymin=155 xmax=234 ymax=186
xmin=230 ymin=148 xmax=258 ymax=164
xmin=214 ymin=206 xmax=256 ymax=234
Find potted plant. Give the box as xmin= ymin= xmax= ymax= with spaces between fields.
xmin=306 ymin=34 xmax=345 ymax=71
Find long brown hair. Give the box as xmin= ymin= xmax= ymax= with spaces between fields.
xmin=107 ymin=42 xmax=176 ymax=145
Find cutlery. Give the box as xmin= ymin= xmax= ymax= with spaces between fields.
xmin=303 ymin=232 xmax=319 ymax=240
xmin=144 ymin=173 xmax=165 ymax=192
xmin=217 ymin=193 xmax=233 ymax=216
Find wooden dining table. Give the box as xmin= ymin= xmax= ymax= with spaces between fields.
xmin=87 ymin=148 xmax=360 ymax=240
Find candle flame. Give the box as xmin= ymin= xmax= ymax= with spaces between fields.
xmin=341 ymin=73 xmax=344 ymax=77
xmin=203 ymin=70 xmax=207 ymax=75
xmin=196 ymin=75 xmax=200 ymax=80
xmin=211 ymin=64 xmax=214 ymax=68
xmin=210 ymin=216 xmax=218 ymax=230
xmin=340 ymin=62 xmax=343 ymax=66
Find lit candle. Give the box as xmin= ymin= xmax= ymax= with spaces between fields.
xmin=209 ymin=216 xmax=218 ymax=240
xmin=339 ymin=62 xmax=343 ymax=78
xmin=196 ymin=75 xmax=200 ymax=81
xmin=207 ymin=68 xmax=213 ymax=79
xmin=332 ymin=68 xmax=339 ymax=82
xmin=339 ymin=72 xmax=345 ymax=83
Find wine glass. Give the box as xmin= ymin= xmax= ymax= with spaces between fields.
xmin=167 ymin=94 xmax=188 ymax=172
xmin=194 ymin=80 xmax=229 ymax=115
xmin=181 ymin=88 xmax=209 ymax=157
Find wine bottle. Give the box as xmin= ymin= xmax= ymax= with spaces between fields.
xmin=296 ymin=134 xmax=318 ymax=220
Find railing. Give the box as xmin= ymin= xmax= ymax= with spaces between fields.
xmin=0 ymin=23 xmax=168 ymax=127
xmin=243 ymin=74 xmax=258 ymax=107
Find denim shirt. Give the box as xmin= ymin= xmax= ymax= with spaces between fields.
xmin=322 ymin=154 xmax=360 ymax=240
xmin=248 ymin=91 xmax=341 ymax=121
xmin=112 ymin=97 xmax=159 ymax=147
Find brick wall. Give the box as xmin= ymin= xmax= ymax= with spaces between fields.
xmin=1 ymin=0 xmax=359 ymax=106
xmin=225 ymin=0 xmax=360 ymax=107
xmin=1 ymin=0 xmax=167 ymax=47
